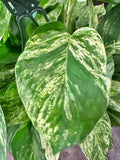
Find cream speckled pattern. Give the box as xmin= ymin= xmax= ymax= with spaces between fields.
xmin=15 ymin=22 xmax=111 ymax=153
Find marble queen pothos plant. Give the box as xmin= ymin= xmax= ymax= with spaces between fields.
xmin=0 ymin=0 xmax=120 ymax=160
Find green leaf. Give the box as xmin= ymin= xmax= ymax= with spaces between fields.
xmin=106 ymin=55 xmax=114 ymax=79
xmin=97 ymin=4 xmax=120 ymax=55
xmin=0 ymin=81 xmax=29 ymax=126
xmin=12 ymin=122 xmax=46 ymax=160
xmin=108 ymin=97 xmax=120 ymax=126
xmin=94 ymin=4 xmax=106 ymax=18
xmin=0 ymin=1 xmax=11 ymax=41
xmin=39 ymin=0 xmax=63 ymax=8
xmin=7 ymin=124 xmax=20 ymax=155
xmin=75 ymin=2 xmax=105 ymax=29
xmin=0 ymin=64 xmax=15 ymax=87
xmin=35 ymin=3 xmax=62 ymax=25
xmin=97 ymin=0 xmax=120 ymax=3
xmin=80 ymin=112 xmax=112 ymax=160
xmin=112 ymin=54 xmax=120 ymax=81
xmin=106 ymin=3 xmax=117 ymax=13
xmin=0 ymin=105 xmax=6 ymax=160
xmin=15 ymin=22 xmax=110 ymax=153
xmin=107 ymin=80 xmax=120 ymax=126
xmin=0 ymin=44 xmax=21 ymax=65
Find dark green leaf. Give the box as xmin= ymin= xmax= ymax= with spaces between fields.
xmin=97 ymin=0 xmax=120 ymax=3
xmin=0 ymin=44 xmax=21 ymax=65
xmin=12 ymin=122 xmax=46 ymax=160
xmin=112 ymin=54 xmax=120 ymax=81
xmin=0 ymin=105 xmax=6 ymax=160
xmin=106 ymin=3 xmax=117 ymax=13
xmin=97 ymin=4 xmax=120 ymax=55
xmin=15 ymin=22 xmax=110 ymax=153
xmin=80 ymin=112 xmax=112 ymax=160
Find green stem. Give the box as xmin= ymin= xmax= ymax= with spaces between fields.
xmin=66 ymin=0 xmax=76 ymax=34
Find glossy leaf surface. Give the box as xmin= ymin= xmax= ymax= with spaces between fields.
xmin=80 ymin=112 xmax=112 ymax=160
xmin=0 ymin=105 xmax=6 ymax=160
xmin=16 ymin=22 xmax=110 ymax=153
xmin=97 ymin=4 xmax=120 ymax=55
xmin=12 ymin=122 xmax=46 ymax=160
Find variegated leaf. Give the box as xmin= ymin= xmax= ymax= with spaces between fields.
xmin=0 ymin=81 xmax=29 ymax=126
xmin=0 ymin=105 xmax=6 ymax=160
xmin=80 ymin=112 xmax=112 ymax=160
xmin=107 ymin=80 xmax=120 ymax=126
xmin=15 ymin=22 xmax=110 ymax=153
xmin=40 ymin=135 xmax=60 ymax=160
xmin=0 ymin=1 xmax=11 ymax=41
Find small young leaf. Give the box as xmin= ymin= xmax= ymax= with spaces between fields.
xmin=15 ymin=22 xmax=110 ymax=153
xmin=12 ymin=122 xmax=46 ymax=160
xmin=0 ymin=105 xmax=6 ymax=160
xmin=80 ymin=112 xmax=112 ymax=160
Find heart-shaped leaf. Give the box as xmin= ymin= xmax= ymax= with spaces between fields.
xmin=15 ymin=22 xmax=110 ymax=153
